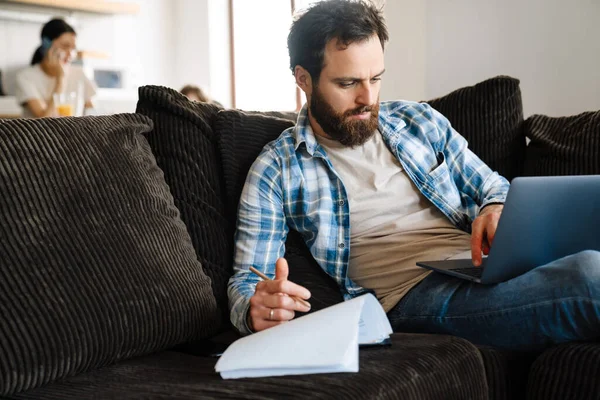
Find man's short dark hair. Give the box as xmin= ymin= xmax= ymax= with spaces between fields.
xmin=288 ymin=0 xmax=388 ymax=82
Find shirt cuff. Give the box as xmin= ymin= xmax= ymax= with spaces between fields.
xmin=242 ymin=303 xmax=254 ymax=334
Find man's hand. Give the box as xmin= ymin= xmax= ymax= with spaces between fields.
xmin=248 ymin=258 xmax=311 ymax=332
xmin=471 ymin=204 xmax=504 ymax=267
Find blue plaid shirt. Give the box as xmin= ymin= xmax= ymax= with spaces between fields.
xmin=228 ymin=100 xmax=509 ymax=334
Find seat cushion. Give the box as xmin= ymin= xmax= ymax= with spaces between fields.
xmin=526 ymin=342 xmax=600 ymax=400
xmin=523 ymin=110 xmax=600 ymax=176
xmin=136 ymin=86 xmax=232 ymax=316
xmin=477 ymin=346 xmax=539 ymax=400
xmin=426 ymin=76 xmax=526 ymax=181
xmin=0 ymin=114 xmax=220 ymax=396
xmin=11 ymin=333 xmax=487 ymax=400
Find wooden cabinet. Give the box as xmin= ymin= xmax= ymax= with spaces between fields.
xmin=4 ymin=0 xmax=139 ymax=14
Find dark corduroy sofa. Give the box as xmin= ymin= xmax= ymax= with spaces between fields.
xmin=1 ymin=76 xmax=599 ymax=399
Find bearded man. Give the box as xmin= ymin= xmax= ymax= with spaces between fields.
xmin=227 ymin=0 xmax=600 ymax=351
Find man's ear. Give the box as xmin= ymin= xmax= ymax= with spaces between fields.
xmin=294 ymin=66 xmax=313 ymax=97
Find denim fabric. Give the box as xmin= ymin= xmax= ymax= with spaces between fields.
xmin=387 ymin=250 xmax=600 ymax=351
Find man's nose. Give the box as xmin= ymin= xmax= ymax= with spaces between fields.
xmin=356 ymin=82 xmax=375 ymax=106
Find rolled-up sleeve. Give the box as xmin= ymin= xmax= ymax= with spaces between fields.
xmin=227 ymin=147 xmax=289 ymax=335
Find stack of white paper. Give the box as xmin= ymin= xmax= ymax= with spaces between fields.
xmin=215 ymin=293 xmax=392 ymax=379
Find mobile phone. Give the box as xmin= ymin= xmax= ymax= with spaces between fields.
xmin=41 ymin=36 xmax=52 ymax=56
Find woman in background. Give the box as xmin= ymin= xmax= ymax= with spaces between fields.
xmin=15 ymin=18 xmax=96 ymax=118
xmin=180 ymin=84 xmax=209 ymax=102
xmin=180 ymin=84 xmax=224 ymax=108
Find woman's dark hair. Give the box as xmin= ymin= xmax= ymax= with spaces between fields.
xmin=30 ymin=18 xmax=76 ymax=65
xmin=287 ymin=0 xmax=388 ymax=82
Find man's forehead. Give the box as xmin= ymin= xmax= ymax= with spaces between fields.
xmin=321 ymin=36 xmax=384 ymax=77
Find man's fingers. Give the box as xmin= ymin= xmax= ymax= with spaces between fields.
xmin=485 ymin=218 xmax=497 ymax=247
xmin=254 ymin=293 xmax=309 ymax=312
xmin=249 ymin=304 xmax=295 ymax=332
xmin=260 ymin=279 xmax=311 ymax=299
xmin=253 ymin=319 xmax=288 ymax=331
xmin=250 ymin=305 xmax=295 ymax=321
xmin=472 ymin=211 xmax=502 ymax=265
xmin=259 ymin=293 xmax=297 ymax=310
xmin=275 ymin=257 xmax=289 ymax=281
xmin=471 ymin=220 xmax=484 ymax=266
xmin=482 ymin=241 xmax=490 ymax=255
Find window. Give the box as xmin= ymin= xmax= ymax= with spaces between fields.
xmin=230 ymin=0 xmax=324 ymax=111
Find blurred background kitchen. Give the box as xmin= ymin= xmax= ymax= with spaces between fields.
xmin=0 ymin=0 xmax=599 ymax=119
xmin=0 ymin=0 xmax=235 ymax=118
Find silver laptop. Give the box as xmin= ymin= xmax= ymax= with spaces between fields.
xmin=416 ymin=175 xmax=600 ymax=284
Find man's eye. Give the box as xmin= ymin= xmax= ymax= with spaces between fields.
xmin=371 ymin=77 xmax=381 ymax=83
xmin=339 ymin=82 xmax=355 ymax=88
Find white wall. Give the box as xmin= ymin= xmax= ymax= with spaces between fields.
xmin=381 ymin=0 xmax=427 ymax=103
xmin=424 ymin=0 xmax=600 ymax=117
xmin=207 ymin=0 xmax=232 ymax=108
xmin=167 ymin=0 xmax=232 ymax=107
xmin=172 ymin=0 xmax=211 ymax=94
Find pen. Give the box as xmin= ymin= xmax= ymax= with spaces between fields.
xmin=249 ymin=266 xmax=312 ymax=309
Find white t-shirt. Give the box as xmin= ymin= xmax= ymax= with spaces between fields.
xmin=317 ymin=130 xmax=472 ymax=311
xmin=15 ymin=64 xmax=97 ymax=118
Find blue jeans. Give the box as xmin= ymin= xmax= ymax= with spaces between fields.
xmin=387 ymin=250 xmax=600 ymax=351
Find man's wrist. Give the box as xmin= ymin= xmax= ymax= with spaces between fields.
xmin=479 ymin=203 xmax=504 ymax=215
xmin=244 ymin=306 xmax=255 ymax=333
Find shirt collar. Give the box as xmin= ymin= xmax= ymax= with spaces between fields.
xmin=293 ymin=104 xmax=320 ymax=156
xmin=292 ymin=102 xmax=408 ymax=156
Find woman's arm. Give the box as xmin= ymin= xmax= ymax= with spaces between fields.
xmin=24 ymin=76 xmax=63 ymax=118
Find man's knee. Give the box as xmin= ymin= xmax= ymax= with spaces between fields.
xmin=566 ymin=250 xmax=600 ymax=285
xmin=570 ymin=249 xmax=600 ymax=268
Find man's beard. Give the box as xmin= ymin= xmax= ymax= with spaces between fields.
xmin=309 ymin=86 xmax=379 ymax=147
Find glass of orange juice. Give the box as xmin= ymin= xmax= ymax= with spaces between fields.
xmin=53 ymin=92 xmax=77 ymax=117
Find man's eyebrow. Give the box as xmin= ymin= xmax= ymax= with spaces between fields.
xmin=331 ymin=69 xmax=386 ymax=82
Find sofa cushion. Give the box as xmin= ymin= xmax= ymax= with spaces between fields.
xmin=215 ymin=109 xmax=295 ymax=229
xmin=215 ymin=110 xmax=344 ymax=308
xmin=136 ymin=86 xmax=231 ymax=317
xmin=526 ymin=342 xmax=600 ymax=400
xmin=0 ymin=114 xmax=220 ymax=396
xmin=426 ymin=76 xmax=526 ymax=181
xmin=285 ymin=230 xmax=344 ymax=314
xmin=477 ymin=346 xmax=539 ymax=400
xmin=523 ymin=111 xmax=600 ymax=176
xmin=11 ymin=333 xmax=487 ymax=400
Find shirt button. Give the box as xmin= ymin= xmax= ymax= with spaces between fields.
xmin=338 ymin=199 xmax=345 ymax=206
xmin=339 ymin=243 xmax=345 ymax=249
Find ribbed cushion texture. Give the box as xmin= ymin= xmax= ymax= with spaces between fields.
xmin=477 ymin=346 xmax=539 ymax=400
xmin=526 ymin=342 xmax=600 ymax=400
xmin=523 ymin=111 xmax=600 ymax=176
xmin=215 ymin=109 xmax=295 ymax=230
xmin=215 ymin=110 xmax=344 ymax=308
xmin=0 ymin=114 xmax=220 ymax=396
xmin=255 ymin=110 xmax=298 ymax=122
xmin=285 ymin=231 xmax=344 ymax=314
xmin=9 ymin=334 xmax=488 ymax=400
xmin=426 ymin=76 xmax=526 ymax=181
xmin=136 ymin=86 xmax=231 ymax=318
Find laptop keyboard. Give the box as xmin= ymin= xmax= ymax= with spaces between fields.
xmin=449 ymin=267 xmax=483 ymax=279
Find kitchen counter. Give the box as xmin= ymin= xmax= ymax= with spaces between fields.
xmin=0 ymin=96 xmax=22 ymax=118
xmin=0 ymin=89 xmax=139 ymax=118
